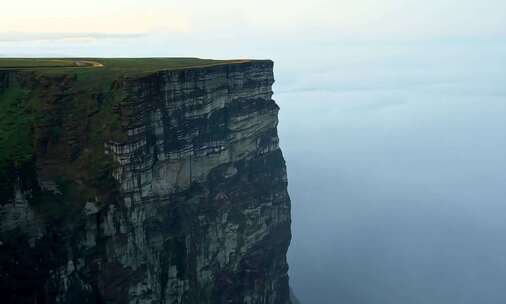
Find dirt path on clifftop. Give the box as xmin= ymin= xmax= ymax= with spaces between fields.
xmin=72 ymin=60 xmax=104 ymax=68
xmin=0 ymin=59 xmax=105 ymax=70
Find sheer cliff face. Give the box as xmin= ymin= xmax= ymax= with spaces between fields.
xmin=0 ymin=61 xmax=292 ymax=303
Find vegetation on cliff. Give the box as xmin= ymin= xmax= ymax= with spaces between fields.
xmin=0 ymin=58 xmax=249 ymax=208
xmin=0 ymin=84 xmax=35 ymax=200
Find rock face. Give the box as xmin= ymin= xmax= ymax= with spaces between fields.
xmin=0 ymin=61 xmax=292 ymax=303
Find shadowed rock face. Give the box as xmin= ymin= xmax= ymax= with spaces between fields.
xmin=0 ymin=61 xmax=292 ymax=303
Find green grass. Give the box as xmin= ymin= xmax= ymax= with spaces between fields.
xmin=0 ymin=59 xmax=78 ymax=68
xmin=0 ymin=85 xmax=34 ymax=201
xmin=0 ymin=57 xmax=250 ymax=74
xmin=0 ymin=86 xmax=33 ymax=166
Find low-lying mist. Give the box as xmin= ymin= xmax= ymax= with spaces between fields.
xmin=277 ymin=40 xmax=506 ymax=304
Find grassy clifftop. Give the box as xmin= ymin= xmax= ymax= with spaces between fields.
xmin=0 ymin=58 xmax=253 ymax=90
xmin=0 ymin=58 xmax=249 ymax=74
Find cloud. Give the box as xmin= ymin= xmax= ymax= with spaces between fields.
xmin=0 ymin=32 xmax=146 ymax=43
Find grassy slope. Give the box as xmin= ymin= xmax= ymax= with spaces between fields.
xmin=0 ymin=59 xmax=78 ymax=68
xmin=0 ymin=83 xmax=34 ymax=200
xmin=0 ymin=86 xmax=32 ymax=164
xmin=0 ymin=58 xmax=248 ymax=74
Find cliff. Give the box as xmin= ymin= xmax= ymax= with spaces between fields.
xmin=0 ymin=59 xmax=292 ymax=304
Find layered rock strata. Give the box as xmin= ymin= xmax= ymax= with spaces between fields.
xmin=0 ymin=61 xmax=292 ymax=304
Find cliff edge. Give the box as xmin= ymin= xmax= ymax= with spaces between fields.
xmin=0 ymin=59 xmax=292 ymax=304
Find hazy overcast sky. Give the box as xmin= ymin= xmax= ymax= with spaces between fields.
xmin=2 ymin=0 xmax=506 ymax=56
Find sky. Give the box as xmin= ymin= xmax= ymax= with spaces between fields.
xmin=4 ymin=1 xmax=506 ymax=303
xmin=2 ymin=0 xmax=506 ymax=57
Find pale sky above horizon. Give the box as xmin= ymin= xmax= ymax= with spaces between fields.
xmin=2 ymin=0 xmax=506 ymax=43
xmin=1 ymin=1 xmax=505 ymax=60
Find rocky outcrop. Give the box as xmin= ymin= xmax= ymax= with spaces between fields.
xmin=0 ymin=61 xmax=292 ymax=303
